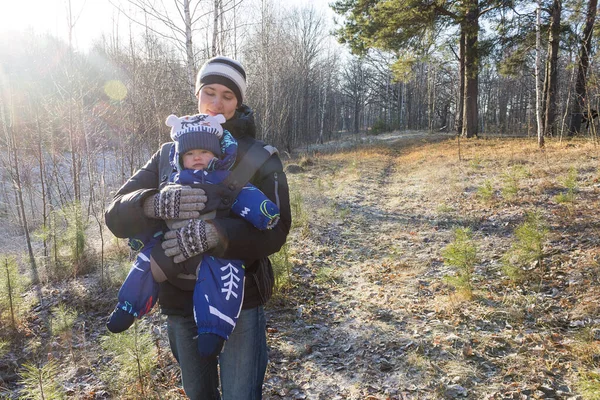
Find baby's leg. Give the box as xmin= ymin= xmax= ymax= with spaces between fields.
xmin=193 ymin=258 xmax=225 ymax=358
xmin=107 ymin=238 xmax=160 ymax=333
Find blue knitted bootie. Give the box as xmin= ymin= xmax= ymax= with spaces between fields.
xmin=197 ymin=333 xmax=225 ymax=358
xmin=107 ymin=307 xmax=135 ymax=333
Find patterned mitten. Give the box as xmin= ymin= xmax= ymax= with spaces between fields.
xmin=161 ymin=219 xmax=219 ymax=263
xmin=143 ymin=185 xmax=207 ymax=220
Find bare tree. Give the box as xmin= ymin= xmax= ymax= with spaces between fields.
xmin=342 ymin=57 xmax=370 ymax=134
xmin=0 ymin=87 xmax=40 ymax=287
xmin=115 ymin=0 xmax=204 ymax=96
xmin=67 ymin=0 xmax=82 ymax=202
xmin=535 ymin=0 xmax=544 ymax=147
xmin=542 ymin=0 xmax=562 ymax=137
xmin=568 ymin=0 xmax=597 ymax=136
xmin=115 ymin=0 xmax=245 ymax=97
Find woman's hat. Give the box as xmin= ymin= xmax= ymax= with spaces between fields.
xmin=195 ymin=56 xmax=246 ymax=106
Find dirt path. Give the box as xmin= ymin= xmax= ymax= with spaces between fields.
xmin=264 ymin=134 xmax=457 ymax=399
xmin=263 ymin=133 xmax=600 ymax=400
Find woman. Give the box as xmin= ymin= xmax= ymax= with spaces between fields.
xmin=105 ymin=56 xmax=291 ymax=400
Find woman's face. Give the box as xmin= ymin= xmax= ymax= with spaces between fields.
xmin=198 ymin=84 xmax=237 ymax=120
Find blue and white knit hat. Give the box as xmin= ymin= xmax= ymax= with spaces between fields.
xmin=166 ymin=113 xmax=226 ymax=169
xmin=195 ymin=56 xmax=247 ymax=106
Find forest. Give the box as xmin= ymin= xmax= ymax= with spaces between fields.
xmin=1 ymin=0 xmax=600 ymax=398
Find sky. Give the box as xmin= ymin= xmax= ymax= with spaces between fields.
xmin=0 ymin=0 xmax=337 ymax=51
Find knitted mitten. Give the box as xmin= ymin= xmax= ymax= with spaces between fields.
xmin=142 ymin=185 xmax=207 ymax=220
xmin=162 ymin=219 xmax=219 ymax=263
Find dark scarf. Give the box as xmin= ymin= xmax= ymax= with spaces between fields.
xmin=222 ymin=105 xmax=256 ymax=139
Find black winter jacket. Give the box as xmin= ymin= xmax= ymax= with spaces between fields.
xmin=105 ymin=106 xmax=291 ymax=315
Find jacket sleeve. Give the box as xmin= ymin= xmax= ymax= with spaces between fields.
xmin=105 ymin=149 xmax=163 ymax=238
xmin=209 ymin=153 xmax=291 ymax=262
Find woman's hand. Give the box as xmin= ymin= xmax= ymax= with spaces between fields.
xmin=143 ymin=184 xmax=207 ymax=220
xmin=162 ymin=219 xmax=219 ymax=263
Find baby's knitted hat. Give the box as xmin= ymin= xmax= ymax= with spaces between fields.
xmin=165 ymin=113 xmax=226 ymax=160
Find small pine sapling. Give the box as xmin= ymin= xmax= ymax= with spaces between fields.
xmin=502 ymin=211 xmax=549 ymax=284
xmin=501 ymin=165 xmax=529 ymax=202
xmin=271 ymin=242 xmax=293 ymax=292
xmin=442 ymin=227 xmax=478 ymax=299
xmin=50 ymin=303 xmax=78 ymax=359
xmin=477 ymin=179 xmax=495 ymax=203
xmin=290 ymin=191 xmax=309 ymax=238
xmin=575 ymin=370 xmax=600 ymax=400
xmin=50 ymin=304 xmax=78 ymax=337
xmin=100 ymin=322 xmax=157 ymax=398
xmin=0 ymin=340 xmax=8 ymax=357
xmin=19 ymin=360 xmax=66 ymax=400
xmin=62 ymin=202 xmax=88 ymax=276
xmin=554 ymin=167 xmax=578 ymax=204
xmin=0 ymin=255 xmax=24 ymax=330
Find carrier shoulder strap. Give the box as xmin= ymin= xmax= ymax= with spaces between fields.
xmin=216 ymin=142 xmax=277 ymax=209
xmin=195 ymin=142 xmax=273 ymax=212
xmin=158 ymin=143 xmax=174 ymax=188
xmin=226 ymin=142 xmax=275 ymax=188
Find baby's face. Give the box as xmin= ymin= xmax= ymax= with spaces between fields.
xmin=182 ymin=149 xmax=216 ymax=170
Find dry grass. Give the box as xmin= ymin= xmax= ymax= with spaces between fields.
xmin=276 ymin=135 xmax=600 ymax=399
xmin=4 ymin=134 xmax=600 ymax=399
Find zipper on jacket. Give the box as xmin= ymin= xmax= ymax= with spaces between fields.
xmin=253 ymin=272 xmax=267 ymax=305
xmin=274 ymin=172 xmax=280 ymax=208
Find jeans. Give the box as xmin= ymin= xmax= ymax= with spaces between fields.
xmin=167 ymin=306 xmax=268 ymax=400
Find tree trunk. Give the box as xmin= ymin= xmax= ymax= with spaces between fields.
xmin=568 ymin=0 xmax=597 ymax=136
xmin=427 ymin=65 xmax=435 ymax=133
xmin=535 ymin=0 xmax=544 ymax=148
xmin=212 ymin=0 xmax=220 ymax=57
xmin=498 ymin=77 xmax=508 ymax=134
xmin=184 ymin=0 xmax=195 ymax=97
xmin=462 ymin=3 xmax=479 ymax=138
xmin=455 ymin=28 xmax=465 ymax=135
xmin=354 ymin=98 xmax=360 ymax=134
xmin=399 ymin=82 xmax=404 ymax=129
xmin=35 ymin=114 xmax=48 ymax=259
xmin=319 ymin=69 xmax=328 ymax=144
xmin=67 ymin=0 xmax=80 ymax=203
xmin=543 ymin=0 xmax=561 ymax=137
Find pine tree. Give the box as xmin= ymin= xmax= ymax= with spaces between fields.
xmin=19 ymin=360 xmax=66 ymax=400
xmin=100 ymin=322 xmax=157 ymax=398
xmin=332 ymin=0 xmax=512 ymax=138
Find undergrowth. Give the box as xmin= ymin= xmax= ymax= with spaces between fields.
xmin=502 ymin=211 xmax=549 ymax=284
xmin=3 ymin=136 xmax=600 ymax=399
xmin=442 ymin=227 xmax=478 ymax=298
